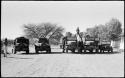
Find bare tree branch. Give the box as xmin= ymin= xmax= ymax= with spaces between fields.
xmin=23 ymin=22 xmax=64 ymax=45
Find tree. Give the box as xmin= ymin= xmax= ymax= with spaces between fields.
xmin=106 ymin=18 xmax=122 ymax=41
xmin=66 ymin=32 xmax=72 ymax=37
xmin=23 ymin=22 xmax=64 ymax=45
xmin=86 ymin=27 xmax=99 ymax=38
xmin=86 ymin=28 xmax=93 ymax=37
xmin=86 ymin=18 xmax=122 ymax=41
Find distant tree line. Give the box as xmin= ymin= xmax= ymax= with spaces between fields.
xmin=64 ymin=18 xmax=123 ymax=42
xmin=86 ymin=18 xmax=122 ymax=41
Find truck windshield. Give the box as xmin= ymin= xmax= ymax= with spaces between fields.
xmin=85 ymin=41 xmax=94 ymax=45
xmin=16 ymin=39 xmax=29 ymax=43
xmin=38 ymin=38 xmax=49 ymax=43
xmin=101 ymin=41 xmax=110 ymax=44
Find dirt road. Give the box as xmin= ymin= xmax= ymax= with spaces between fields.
xmin=1 ymin=46 xmax=124 ymax=77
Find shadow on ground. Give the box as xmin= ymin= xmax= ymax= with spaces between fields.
xmin=20 ymin=51 xmax=121 ymax=55
xmin=6 ymin=56 xmax=33 ymax=59
xmin=70 ymin=51 xmax=121 ymax=55
xmin=21 ymin=52 xmax=64 ymax=55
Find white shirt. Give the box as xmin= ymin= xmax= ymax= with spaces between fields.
xmin=76 ymin=34 xmax=82 ymax=41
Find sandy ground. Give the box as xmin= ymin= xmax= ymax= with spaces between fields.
xmin=1 ymin=46 xmax=124 ymax=77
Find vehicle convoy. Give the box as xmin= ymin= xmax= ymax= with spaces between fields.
xmin=34 ymin=38 xmax=51 ymax=53
xmin=13 ymin=37 xmax=29 ymax=54
xmin=99 ymin=40 xmax=113 ymax=53
xmin=61 ymin=33 xmax=113 ymax=53
xmin=84 ymin=36 xmax=100 ymax=53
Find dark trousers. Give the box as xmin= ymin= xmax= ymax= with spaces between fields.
xmin=77 ymin=41 xmax=83 ymax=47
xmin=62 ymin=43 xmax=66 ymax=53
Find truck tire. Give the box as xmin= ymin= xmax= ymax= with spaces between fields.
xmin=47 ymin=48 xmax=51 ymax=53
xmin=66 ymin=49 xmax=68 ymax=53
xmin=96 ymin=49 xmax=99 ymax=53
xmin=35 ymin=46 xmax=39 ymax=54
xmin=84 ymin=49 xmax=86 ymax=53
xmin=26 ymin=50 xmax=29 ymax=54
xmin=102 ymin=50 xmax=104 ymax=53
xmin=14 ymin=49 xmax=17 ymax=54
xmin=72 ymin=49 xmax=75 ymax=53
xmin=100 ymin=49 xmax=102 ymax=53
xmin=35 ymin=48 xmax=39 ymax=54
xmin=111 ymin=48 xmax=113 ymax=53
xmin=89 ymin=49 xmax=93 ymax=53
xmin=78 ymin=47 xmax=82 ymax=53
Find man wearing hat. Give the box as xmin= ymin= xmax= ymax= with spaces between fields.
xmin=76 ymin=27 xmax=83 ymax=53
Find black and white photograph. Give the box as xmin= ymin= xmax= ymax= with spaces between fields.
xmin=1 ymin=1 xmax=124 ymax=77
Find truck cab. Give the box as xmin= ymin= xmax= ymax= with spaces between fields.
xmin=99 ymin=40 xmax=113 ymax=53
xmin=84 ymin=36 xmax=100 ymax=53
xmin=13 ymin=37 xmax=29 ymax=54
xmin=34 ymin=38 xmax=51 ymax=53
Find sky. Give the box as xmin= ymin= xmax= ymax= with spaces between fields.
xmin=1 ymin=1 xmax=124 ymax=39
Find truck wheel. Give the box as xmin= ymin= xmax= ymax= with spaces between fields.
xmin=84 ymin=49 xmax=86 ymax=53
xmin=35 ymin=46 xmax=39 ymax=54
xmin=26 ymin=50 xmax=29 ymax=54
xmin=101 ymin=49 xmax=103 ymax=53
xmin=66 ymin=49 xmax=68 ymax=53
xmin=78 ymin=47 xmax=82 ymax=53
xmin=111 ymin=48 xmax=113 ymax=53
xmin=35 ymin=48 xmax=39 ymax=54
xmin=90 ymin=49 xmax=93 ymax=53
xmin=72 ymin=49 xmax=75 ymax=53
xmin=103 ymin=50 xmax=104 ymax=53
xmin=14 ymin=50 xmax=17 ymax=54
xmin=49 ymin=49 xmax=51 ymax=53
xmin=96 ymin=49 xmax=99 ymax=53
xmin=36 ymin=50 xmax=39 ymax=54
xmin=100 ymin=49 xmax=102 ymax=53
xmin=47 ymin=48 xmax=51 ymax=53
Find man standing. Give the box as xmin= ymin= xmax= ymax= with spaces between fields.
xmin=62 ymin=36 xmax=67 ymax=53
xmin=4 ymin=38 xmax=8 ymax=57
xmin=76 ymin=27 xmax=83 ymax=53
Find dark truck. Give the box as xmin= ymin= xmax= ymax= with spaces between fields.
xmin=60 ymin=37 xmax=77 ymax=53
xmin=13 ymin=37 xmax=29 ymax=54
xmin=34 ymin=38 xmax=51 ymax=53
xmin=66 ymin=38 xmax=77 ymax=53
xmin=84 ymin=37 xmax=99 ymax=53
xmin=65 ymin=37 xmax=84 ymax=53
xmin=99 ymin=40 xmax=113 ymax=53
